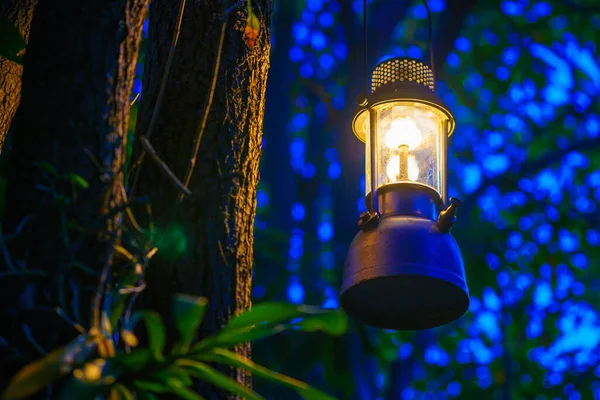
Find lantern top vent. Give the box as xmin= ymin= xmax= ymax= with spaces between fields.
xmin=372 ymin=57 xmax=435 ymax=94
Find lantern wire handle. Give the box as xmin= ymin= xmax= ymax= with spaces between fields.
xmin=363 ymin=0 xmax=368 ymax=97
xmin=420 ymin=0 xmax=435 ymax=83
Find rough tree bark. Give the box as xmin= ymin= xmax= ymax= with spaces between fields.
xmin=132 ymin=0 xmax=271 ymax=397
xmin=0 ymin=0 xmax=148 ymax=386
xmin=0 ymin=0 xmax=36 ymax=152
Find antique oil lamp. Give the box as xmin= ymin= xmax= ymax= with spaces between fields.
xmin=339 ymin=56 xmax=470 ymax=330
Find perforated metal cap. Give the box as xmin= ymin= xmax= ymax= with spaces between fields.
xmin=371 ymin=57 xmax=435 ymax=93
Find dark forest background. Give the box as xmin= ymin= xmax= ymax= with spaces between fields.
xmin=0 ymin=0 xmax=599 ymax=399
xmin=253 ymin=0 xmax=600 ymax=399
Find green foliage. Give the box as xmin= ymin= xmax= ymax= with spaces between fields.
xmin=125 ymin=311 xmax=166 ymax=360
xmin=109 ymin=383 xmax=135 ymax=400
xmin=177 ymin=359 xmax=264 ymax=400
xmin=63 ymin=173 xmax=90 ymax=189
xmin=2 ymin=335 xmax=96 ymax=400
xmin=150 ymin=224 xmax=188 ymax=260
xmin=2 ymin=298 xmax=345 ymax=400
xmin=0 ymin=15 xmax=26 ymax=64
xmin=172 ymin=294 xmax=208 ymax=354
xmin=33 ymin=160 xmax=58 ymax=178
xmin=197 ymin=348 xmax=337 ymax=400
xmin=195 ymin=303 xmax=347 ymax=352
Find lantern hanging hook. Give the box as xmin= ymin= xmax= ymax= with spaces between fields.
xmin=360 ymin=0 xmax=436 ymax=101
xmin=358 ymin=0 xmax=368 ymax=106
xmin=421 ymin=0 xmax=436 ymax=83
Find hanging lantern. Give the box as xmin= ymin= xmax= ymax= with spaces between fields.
xmin=339 ymin=56 xmax=470 ymax=330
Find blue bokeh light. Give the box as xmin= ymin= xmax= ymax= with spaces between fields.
xmin=292 ymin=202 xmax=305 ymax=221
xmin=317 ymin=222 xmax=334 ymax=242
xmin=287 ymin=277 xmax=305 ymax=304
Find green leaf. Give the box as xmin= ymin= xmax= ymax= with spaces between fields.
xmin=152 ymin=366 xmax=193 ymax=388
xmin=293 ymin=309 xmax=348 ymax=336
xmin=110 ymin=348 xmax=152 ymax=373
xmin=193 ymin=324 xmax=286 ymax=352
xmin=0 ymin=14 xmax=26 ymax=64
xmin=172 ymin=294 xmax=208 ymax=353
xmin=200 ymin=348 xmax=337 ymax=400
xmin=165 ymin=380 xmax=206 ymax=400
xmin=222 ymin=302 xmax=322 ymax=332
xmin=33 ymin=161 xmax=58 ymax=178
xmin=132 ymin=380 xmax=169 ymax=394
xmin=2 ymin=335 xmax=95 ymax=399
xmin=111 ymin=383 xmax=134 ymax=400
xmin=176 ymin=359 xmax=264 ymax=400
xmin=194 ymin=303 xmax=347 ymax=351
xmin=137 ymin=391 xmax=159 ymax=400
xmin=57 ymin=376 xmax=104 ymax=400
xmin=63 ymin=173 xmax=89 ymax=189
xmin=126 ymin=311 xmax=165 ymax=360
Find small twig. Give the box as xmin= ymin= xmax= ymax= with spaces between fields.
xmin=83 ymin=148 xmax=106 ymax=176
xmin=22 ymin=324 xmax=47 ymax=355
xmin=122 ymin=257 xmax=149 ymax=345
xmin=114 ymin=244 xmax=138 ymax=264
xmin=0 ymin=269 xmax=48 ymax=279
xmin=119 ymin=282 xmax=147 ymax=294
xmin=0 ymin=230 xmax=16 ymax=271
xmin=146 ymin=203 xmax=155 ymax=242
xmin=146 ymin=247 xmax=158 ymax=259
xmin=129 ymin=0 xmax=187 ymax=198
xmin=141 ymin=136 xmax=192 ymax=196
xmin=93 ymin=241 xmax=116 ymax=330
xmin=119 ymin=182 xmax=145 ymax=234
xmin=55 ymin=307 xmax=86 ymax=334
xmin=14 ymin=216 xmax=31 ymax=235
xmin=70 ymin=279 xmax=81 ymax=323
xmin=68 ymin=261 xmax=99 ymax=276
xmin=178 ymin=19 xmax=228 ymax=202
xmin=217 ymin=240 xmax=229 ymax=267
xmin=145 ymin=0 xmax=186 ymax=142
xmin=130 ymin=93 xmax=141 ymax=107
xmin=122 ymin=278 xmax=143 ymax=352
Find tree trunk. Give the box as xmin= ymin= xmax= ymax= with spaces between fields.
xmin=1 ymin=0 xmax=148 ymax=386
xmin=132 ymin=0 xmax=271 ymax=397
xmin=0 ymin=0 xmax=36 ymax=152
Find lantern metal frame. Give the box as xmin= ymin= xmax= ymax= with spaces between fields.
xmin=352 ymin=57 xmax=456 ymax=214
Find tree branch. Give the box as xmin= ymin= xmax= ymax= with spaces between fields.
xmin=141 ymin=136 xmax=192 ymax=196
xmin=461 ymin=134 xmax=600 ymax=217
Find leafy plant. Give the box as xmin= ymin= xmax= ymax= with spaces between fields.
xmin=2 ymin=296 xmax=346 ymax=400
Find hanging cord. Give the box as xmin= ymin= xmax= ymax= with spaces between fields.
xmin=420 ymin=0 xmax=435 ymax=83
xmin=363 ymin=0 xmax=368 ymax=98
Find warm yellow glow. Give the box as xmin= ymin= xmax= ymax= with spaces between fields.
xmin=386 ymin=155 xmax=419 ymax=182
xmin=384 ymin=116 xmax=422 ymax=150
